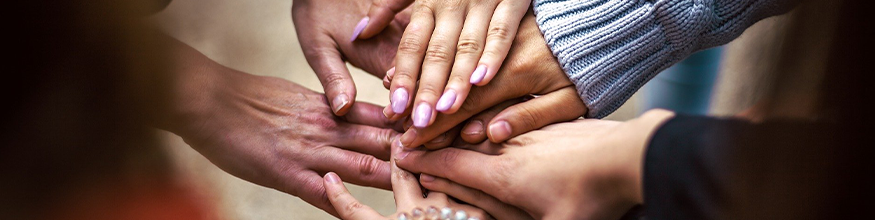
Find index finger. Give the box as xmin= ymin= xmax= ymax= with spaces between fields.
xmin=356 ymin=0 xmax=415 ymax=40
xmin=394 ymin=146 xmax=507 ymax=197
xmin=323 ymin=172 xmax=384 ymax=219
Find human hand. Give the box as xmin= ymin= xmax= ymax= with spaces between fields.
xmin=360 ymin=0 xmax=531 ymax=129
xmin=161 ymin=40 xmax=400 ymax=216
xmin=385 ymin=12 xmax=588 ymax=149
xmin=394 ymin=110 xmax=676 ymax=219
xmin=292 ymin=0 xmax=410 ymax=116
xmin=323 ymin=148 xmax=530 ymax=220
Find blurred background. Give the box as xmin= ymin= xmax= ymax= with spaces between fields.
xmin=1 ymin=0 xmax=792 ymax=219
xmin=148 ymin=0 xmax=790 ymax=219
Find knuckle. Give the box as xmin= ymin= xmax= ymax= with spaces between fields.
xmin=516 ymin=106 xmax=542 ymax=130
xmin=456 ymin=38 xmax=482 ymax=56
xmin=425 ymin=43 xmax=453 ymax=63
xmin=391 ymin=71 xmax=418 ymax=85
xmin=417 ymin=85 xmax=443 ymax=98
xmin=355 ymin=154 xmax=384 ymax=179
xmin=343 ymin=200 xmax=366 ymax=215
xmin=487 ymin=24 xmax=512 ymax=42
xmin=321 ymin=72 xmax=349 ymax=89
xmin=448 ymin=74 xmax=469 ymax=86
xmin=398 ymin=36 xmax=426 ymax=55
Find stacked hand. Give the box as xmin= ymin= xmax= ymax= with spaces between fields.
xmin=161 ymin=38 xmax=400 ymax=216
xmin=395 ymin=110 xmax=676 ymax=219
xmin=385 ymin=12 xmax=588 ymax=149
xmin=292 ymin=0 xmax=410 ymax=115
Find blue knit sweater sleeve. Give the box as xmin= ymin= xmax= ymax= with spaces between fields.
xmin=533 ymin=0 xmax=796 ymax=118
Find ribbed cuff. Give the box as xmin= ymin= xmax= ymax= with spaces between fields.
xmin=532 ymin=0 xmax=792 ymax=118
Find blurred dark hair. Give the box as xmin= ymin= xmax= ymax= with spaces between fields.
xmin=2 ymin=0 xmax=174 ymax=219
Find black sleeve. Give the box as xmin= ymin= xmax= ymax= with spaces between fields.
xmin=642 ymin=114 xmax=871 ymax=219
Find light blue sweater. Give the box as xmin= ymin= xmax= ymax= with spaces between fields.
xmin=533 ymin=0 xmax=796 ymax=118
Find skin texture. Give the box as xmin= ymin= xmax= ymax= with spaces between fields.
xmin=160 ymin=37 xmax=400 ymax=217
xmin=292 ymin=0 xmax=410 ymax=116
xmin=358 ymin=0 xmax=532 ymax=131
xmin=322 ymin=148 xmax=491 ymax=220
xmin=395 ymin=110 xmax=676 ymax=219
xmin=385 ymin=12 xmax=588 ymax=149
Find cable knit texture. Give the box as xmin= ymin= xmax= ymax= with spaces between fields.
xmin=533 ymin=0 xmax=796 ymax=118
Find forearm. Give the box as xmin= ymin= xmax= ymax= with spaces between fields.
xmin=533 ymin=0 xmax=797 ymax=118
xmin=151 ymin=34 xmax=225 ymax=138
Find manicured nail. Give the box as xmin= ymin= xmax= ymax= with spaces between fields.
xmin=394 ymin=139 xmax=413 ymax=160
xmin=386 ymin=67 xmax=396 ymax=79
xmin=470 ymin=64 xmax=487 ymax=84
xmin=325 ymin=172 xmax=340 ymax=184
xmin=488 ymin=121 xmax=511 ymax=142
xmin=332 ymin=93 xmax=349 ymax=114
xmin=413 ymin=103 xmax=432 ymax=128
xmin=420 ymin=174 xmax=435 ymax=182
xmin=435 ymin=90 xmax=457 ymax=112
xmin=350 ymin=17 xmax=369 ymax=42
xmin=392 ymin=88 xmax=409 ymax=114
xmin=382 ymin=105 xmax=394 ymax=119
xmin=462 ymin=120 xmax=484 ymax=135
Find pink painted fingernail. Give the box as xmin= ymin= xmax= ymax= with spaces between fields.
xmin=392 ymin=88 xmax=409 ymax=114
xmin=420 ymin=174 xmax=435 ymax=182
xmin=488 ymin=121 xmax=512 ymax=142
xmin=325 ymin=172 xmax=341 ymax=184
xmin=413 ymin=103 xmax=432 ymax=128
xmin=350 ymin=17 xmax=369 ymax=42
xmin=435 ymin=90 xmax=457 ymax=112
xmin=470 ymin=64 xmax=487 ymax=84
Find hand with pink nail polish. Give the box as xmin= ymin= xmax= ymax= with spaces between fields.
xmin=395 ymin=13 xmax=588 ymax=149
xmin=362 ymin=0 xmax=534 ymax=131
xmin=292 ymin=0 xmax=411 ymax=116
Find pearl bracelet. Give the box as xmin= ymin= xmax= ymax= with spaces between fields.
xmin=396 ymin=206 xmax=480 ymax=220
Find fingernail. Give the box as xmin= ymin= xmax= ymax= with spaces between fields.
xmin=435 ymin=90 xmax=457 ymax=112
xmin=399 ymin=129 xmax=417 ymax=149
xmin=391 ymin=88 xmax=409 ymax=114
xmin=413 ymin=103 xmax=432 ymax=128
xmin=350 ymin=17 xmax=369 ymax=42
xmin=470 ymin=64 xmax=487 ymax=84
xmin=462 ymin=120 xmax=484 ymax=135
xmin=488 ymin=121 xmax=511 ymax=142
xmin=325 ymin=172 xmax=340 ymax=184
xmin=386 ymin=67 xmax=396 ymax=79
xmin=394 ymin=139 xmax=412 ymax=160
xmin=420 ymin=173 xmax=435 ymax=182
xmin=383 ymin=105 xmax=394 ymax=119
xmin=332 ymin=94 xmax=349 ymax=114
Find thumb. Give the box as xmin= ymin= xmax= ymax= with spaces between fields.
xmin=487 ymin=87 xmax=587 ymax=143
xmin=354 ymin=0 xmax=414 ymax=40
xmin=302 ymin=40 xmax=357 ymax=116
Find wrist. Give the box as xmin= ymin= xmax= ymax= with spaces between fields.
xmin=156 ymin=38 xmax=227 ymax=140
xmin=619 ymin=109 xmax=675 ymax=205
